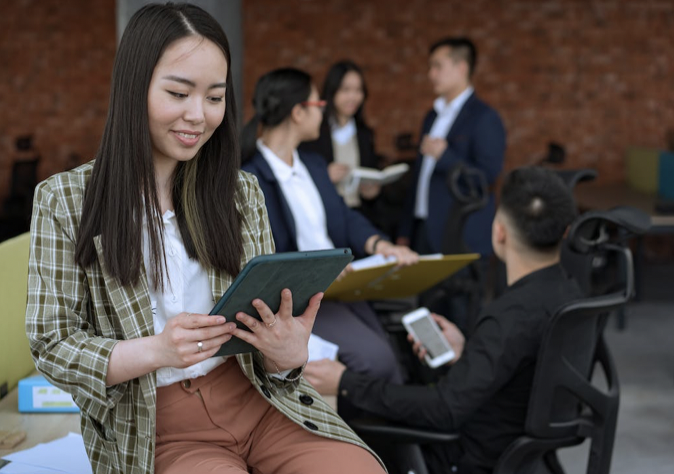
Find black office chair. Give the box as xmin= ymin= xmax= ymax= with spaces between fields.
xmin=441 ymin=163 xmax=489 ymax=254
xmin=555 ymin=168 xmax=597 ymax=190
xmin=558 ymin=169 xmax=599 ymax=296
xmin=0 ymin=157 xmax=39 ymax=241
xmin=350 ymin=206 xmax=650 ymax=474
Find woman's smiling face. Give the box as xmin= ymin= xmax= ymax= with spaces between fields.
xmin=147 ymin=35 xmax=228 ymax=170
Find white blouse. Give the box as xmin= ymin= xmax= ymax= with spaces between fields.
xmin=257 ymin=139 xmax=335 ymax=251
xmin=143 ymin=210 xmax=226 ymax=388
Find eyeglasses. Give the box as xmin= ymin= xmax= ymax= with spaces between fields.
xmin=301 ymin=100 xmax=327 ymax=112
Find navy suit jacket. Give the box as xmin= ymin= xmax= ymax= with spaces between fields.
xmin=242 ymin=150 xmax=382 ymax=258
xmin=398 ymin=92 xmax=506 ymax=256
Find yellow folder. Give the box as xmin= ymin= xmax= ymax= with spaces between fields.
xmin=325 ymin=253 xmax=480 ymax=302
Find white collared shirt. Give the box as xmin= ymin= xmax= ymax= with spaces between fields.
xmin=257 ymin=139 xmax=335 ymax=251
xmin=145 ymin=209 xmax=292 ymax=386
xmin=414 ymin=86 xmax=474 ymax=218
xmin=330 ymin=118 xmax=362 ymax=207
xmin=331 ymin=118 xmax=357 ymax=145
xmin=143 ymin=210 xmax=226 ymax=388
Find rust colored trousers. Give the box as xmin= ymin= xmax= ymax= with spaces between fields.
xmin=155 ymin=358 xmax=384 ymax=474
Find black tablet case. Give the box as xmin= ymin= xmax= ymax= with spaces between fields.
xmin=209 ymin=248 xmax=353 ymax=356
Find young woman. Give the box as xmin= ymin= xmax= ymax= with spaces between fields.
xmin=241 ymin=68 xmax=418 ymax=417
xmin=301 ymin=60 xmax=382 ymax=212
xmin=25 ymin=4 xmax=384 ymax=474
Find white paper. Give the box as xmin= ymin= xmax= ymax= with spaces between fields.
xmin=0 ymin=461 xmax=71 ymax=473
xmin=351 ymin=163 xmax=409 ymax=185
xmin=420 ymin=253 xmax=443 ymax=260
xmin=4 ymin=433 xmax=92 ymax=474
xmin=350 ymin=254 xmax=398 ymax=271
xmin=308 ymin=334 xmax=339 ymax=362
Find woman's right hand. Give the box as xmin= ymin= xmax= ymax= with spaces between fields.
xmin=328 ymin=162 xmax=351 ymax=183
xmin=155 ymin=313 xmax=238 ymax=368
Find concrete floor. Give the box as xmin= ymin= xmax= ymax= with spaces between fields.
xmin=559 ymin=263 xmax=674 ymax=473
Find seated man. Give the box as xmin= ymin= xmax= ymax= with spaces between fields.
xmin=305 ymin=166 xmax=582 ymax=474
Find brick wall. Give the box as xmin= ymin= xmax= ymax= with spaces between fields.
xmin=242 ymin=0 xmax=674 ymax=183
xmin=0 ymin=0 xmax=115 ymax=203
xmin=1 ymin=0 xmax=672 ymax=253
xmin=3 ymin=0 xmax=672 ymax=195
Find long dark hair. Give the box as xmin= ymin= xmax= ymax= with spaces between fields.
xmin=75 ymin=2 xmax=242 ymax=289
xmin=321 ymin=60 xmax=369 ymax=128
xmin=241 ymin=68 xmax=312 ymax=163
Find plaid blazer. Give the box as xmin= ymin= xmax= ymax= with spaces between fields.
xmin=25 ymin=162 xmax=381 ymax=473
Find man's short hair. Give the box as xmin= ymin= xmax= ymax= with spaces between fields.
xmin=499 ymin=167 xmax=577 ymax=252
xmin=429 ymin=37 xmax=477 ymax=78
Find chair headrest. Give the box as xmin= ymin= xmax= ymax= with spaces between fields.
xmin=554 ymin=169 xmax=597 ymax=190
xmin=447 ymin=163 xmax=488 ymax=205
xmin=567 ymin=206 xmax=651 ymax=254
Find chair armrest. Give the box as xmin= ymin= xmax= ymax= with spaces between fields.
xmin=370 ymin=299 xmax=416 ymax=313
xmin=495 ymin=435 xmax=583 ymax=474
xmin=349 ymin=417 xmax=459 ymax=444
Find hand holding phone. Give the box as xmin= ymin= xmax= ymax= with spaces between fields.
xmin=402 ymin=307 xmax=455 ymax=368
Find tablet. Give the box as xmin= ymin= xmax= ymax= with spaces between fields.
xmin=210 ymin=248 xmax=353 ymax=356
xmin=402 ymin=307 xmax=455 ymax=368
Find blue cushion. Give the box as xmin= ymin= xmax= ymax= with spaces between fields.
xmin=659 ymin=151 xmax=674 ymax=200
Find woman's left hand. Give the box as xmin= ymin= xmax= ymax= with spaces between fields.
xmin=233 ymin=289 xmax=323 ymax=371
xmin=375 ymin=241 xmax=419 ymax=266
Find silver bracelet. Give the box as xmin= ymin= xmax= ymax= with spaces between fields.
xmin=268 ymin=357 xmax=307 ymax=382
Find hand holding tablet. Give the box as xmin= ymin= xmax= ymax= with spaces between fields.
xmin=209 ymin=248 xmax=353 ymax=357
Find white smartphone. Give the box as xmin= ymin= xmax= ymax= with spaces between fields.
xmin=402 ymin=307 xmax=455 ymax=368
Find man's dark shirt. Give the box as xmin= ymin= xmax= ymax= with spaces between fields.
xmin=339 ymin=264 xmax=583 ymax=473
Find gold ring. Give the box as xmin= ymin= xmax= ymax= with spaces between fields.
xmin=266 ymin=317 xmax=277 ymax=328
xmin=197 ymin=341 xmax=203 ymax=353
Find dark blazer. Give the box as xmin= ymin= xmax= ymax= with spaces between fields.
xmin=242 ymin=149 xmax=382 ymax=258
xmin=398 ymin=92 xmax=506 ymax=256
xmin=300 ymin=118 xmax=379 ymax=169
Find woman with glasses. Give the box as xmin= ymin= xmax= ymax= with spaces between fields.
xmin=241 ymin=68 xmax=418 ymax=417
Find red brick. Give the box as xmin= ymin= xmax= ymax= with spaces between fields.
xmin=243 ymin=0 xmax=674 ymax=185
xmin=0 ymin=0 xmax=115 ymax=201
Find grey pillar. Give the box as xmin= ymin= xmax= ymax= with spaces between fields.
xmin=116 ymin=0 xmax=243 ymax=124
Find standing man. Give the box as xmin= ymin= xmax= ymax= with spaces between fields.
xmin=397 ymin=37 xmax=507 ymax=330
xmin=398 ymin=37 xmax=506 ymax=258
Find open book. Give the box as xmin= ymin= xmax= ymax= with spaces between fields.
xmin=325 ymin=253 xmax=479 ymax=302
xmin=350 ymin=163 xmax=410 ymax=186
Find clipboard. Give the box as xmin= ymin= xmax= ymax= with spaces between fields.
xmin=324 ymin=253 xmax=479 ymax=302
xmin=210 ymin=248 xmax=353 ymax=356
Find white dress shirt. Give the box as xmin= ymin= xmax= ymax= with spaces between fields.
xmin=257 ymin=139 xmax=335 ymax=251
xmin=143 ymin=210 xmax=226 ymax=388
xmin=414 ymin=86 xmax=474 ymax=219
xmin=331 ymin=118 xmax=357 ymax=145
xmin=144 ymin=209 xmax=292 ymax=387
